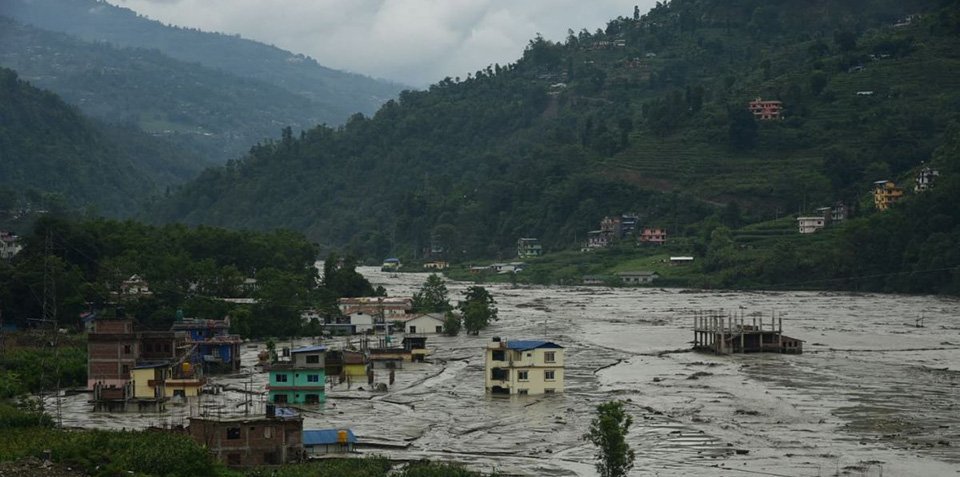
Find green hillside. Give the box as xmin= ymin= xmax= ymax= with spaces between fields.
xmin=0 ymin=67 xmax=200 ymax=216
xmin=1 ymin=0 xmax=401 ymax=118
xmin=153 ymin=0 xmax=960 ymax=291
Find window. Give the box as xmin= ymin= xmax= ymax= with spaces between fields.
xmin=264 ymin=426 xmax=273 ymax=438
xmin=544 ymin=388 xmax=556 ymax=394
xmin=305 ymin=394 xmax=320 ymax=404
xmin=518 ymin=370 xmax=529 ymax=381
xmin=544 ymin=352 xmax=556 ymax=363
xmin=307 ymin=374 xmax=320 ymax=383
xmin=164 ymin=344 xmax=171 ymax=352
xmin=306 ymin=355 xmax=320 ymax=364
xmin=545 ymin=370 xmax=555 ymax=381
xmin=409 ymin=326 xmax=417 ymax=334
xmin=275 ymin=374 xmax=288 ymax=383
xmin=518 ymin=389 xmax=529 ymax=395
xmin=226 ymin=427 xmax=241 ymax=439
xmin=491 ymin=368 xmax=508 ymax=380
xmin=436 ymin=326 xmax=443 ymax=333
xmin=121 ymin=365 xmax=129 ymax=375
xmin=123 ymin=344 xmax=131 ymax=354
xmin=491 ymin=350 xmax=505 ymax=361
xmin=273 ymin=394 xmax=288 ymax=403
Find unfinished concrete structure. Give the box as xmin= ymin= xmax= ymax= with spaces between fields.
xmin=188 ymin=405 xmax=304 ymax=468
xmin=693 ymin=311 xmax=803 ymax=354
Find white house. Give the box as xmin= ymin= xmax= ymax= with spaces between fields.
xmin=797 ymin=216 xmax=826 ymax=234
xmin=347 ymin=312 xmax=375 ymax=334
xmin=404 ymin=314 xmax=446 ymax=334
xmin=617 ymin=271 xmax=659 ymax=285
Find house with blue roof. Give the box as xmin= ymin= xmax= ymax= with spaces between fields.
xmin=267 ymin=345 xmax=327 ymax=405
xmin=484 ymin=338 xmax=564 ymax=395
xmin=303 ymin=428 xmax=356 ymax=456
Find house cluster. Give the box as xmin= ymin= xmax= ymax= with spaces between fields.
xmin=583 ymin=213 xmax=666 ymax=250
xmin=87 ymin=313 xmax=241 ymax=410
xmin=747 ymin=98 xmax=783 ymax=120
xmin=872 ymin=165 xmax=940 ymax=213
xmin=0 ymin=231 xmax=21 ymax=260
xmin=796 ymin=202 xmax=849 ymax=234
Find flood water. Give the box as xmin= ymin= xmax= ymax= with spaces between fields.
xmin=49 ymin=267 xmax=960 ymax=476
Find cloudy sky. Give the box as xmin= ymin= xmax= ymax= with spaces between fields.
xmin=108 ymin=0 xmax=657 ymax=87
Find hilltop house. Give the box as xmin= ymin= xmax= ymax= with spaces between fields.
xmin=797 ymin=216 xmax=826 ymax=234
xmin=873 ymin=180 xmax=904 ymax=211
xmin=517 ymin=237 xmax=543 ymax=258
xmin=485 ymin=338 xmax=564 ymax=395
xmin=748 ymin=98 xmax=783 ymax=120
xmin=267 ymin=346 xmax=327 ymax=405
xmin=915 ymin=165 xmax=939 ymax=192
xmin=638 ymin=227 xmax=667 ymax=245
xmin=0 ymin=232 xmax=22 ymax=259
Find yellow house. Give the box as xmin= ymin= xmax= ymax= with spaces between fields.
xmin=485 ymin=339 xmax=564 ymax=395
xmin=873 ymin=180 xmax=904 ymax=211
xmin=130 ymin=361 xmax=204 ymax=400
xmin=342 ymin=351 xmax=368 ymax=378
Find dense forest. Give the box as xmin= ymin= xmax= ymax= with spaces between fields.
xmin=0 ymin=216 xmax=377 ymax=338
xmin=0 ymin=67 xmax=203 ymax=216
xmin=153 ymin=0 xmax=960 ymax=271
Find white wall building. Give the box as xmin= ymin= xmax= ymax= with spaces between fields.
xmin=797 ymin=216 xmax=826 ymax=234
xmin=404 ymin=314 xmax=446 ymax=334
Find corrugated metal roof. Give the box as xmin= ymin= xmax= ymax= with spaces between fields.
xmin=505 ymin=340 xmax=563 ymax=351
xmin=303 ymin=429 xmax=356 ymax=445
xmin=291 ymin=345 xmax=327 ymax=354
xmin=274 ymin=407 xmax=299 ymax=419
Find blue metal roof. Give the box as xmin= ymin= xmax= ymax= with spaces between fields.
xmin=384 ymin=258 xmax=400 ymax=262
xmin=505 ymin=340 xmax=563 ymax=351
xmin=303 ymin=429 xmax=356 ymax=445
xmin=291 ymin=345 xmax=327 ymax=354
xmin=274 ymin=407 xmax=299 ymax=419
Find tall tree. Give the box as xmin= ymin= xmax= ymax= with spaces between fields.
xmin=584 ymin=401 xmax=636 ymax=477
xmin=412 ymin=274 xmax=452 ymax=313
xmin=458 ymin=286 xmax=498 ymax=335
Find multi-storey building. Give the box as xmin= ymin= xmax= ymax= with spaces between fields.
xmin=797 ymin=216 xmax=827 ymax=234
xmin=516 ymin=237 xmax=543 ymax=258
xmin=915 ymin=165 xmax=940 ymax=192
xmin=188 ymin=405 xmax=303 ymax=468
xmin=638 ymin=227 xmax=667 ymax=245
xmin=748 ymin=98 xmax=783 ymax=120
xmin=485 ymin=339 xmax=564 ymax=395
xmin=873 ymin=180 xmax=904 ymax=211
xmin=267 ymin=346 xmax=327 ymax=405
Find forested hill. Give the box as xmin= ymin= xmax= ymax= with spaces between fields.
xmin=1 ymin=0 xmax=402 ymax=119
xmin=0 ymin=17 xmax=349 ymax=164
xmin=154 ymin=0 xmax=960 ymax=262
xmin=0 ymin=68 xmax=201 ymax=216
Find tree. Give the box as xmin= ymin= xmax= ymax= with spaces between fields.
xmin=458 ymin=286 xmax=498 ymax=335
xmin=412 ymin=274 xmax=452 ymax=313
xmin=728 ymin=107 xmax=758 ymax=149
xmin=584 ymin=401 xmax=636 ymax=477
xmin=442 ymin=311 xmax=461 ymax=336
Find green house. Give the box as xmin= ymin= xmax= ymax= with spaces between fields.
xmin=267 ymin=345 xmax=326 ymax=404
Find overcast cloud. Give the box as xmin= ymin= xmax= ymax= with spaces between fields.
xmin=109 ymin=0 xmax=656 ymax=87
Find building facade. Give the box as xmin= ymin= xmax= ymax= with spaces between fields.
xmin=268 ymin=346 xmax=327 ymax=405
xmin=873 ymin=180 xmax=904 ymax=211
xmin=188 ymin=406 xmax=303 ymax=468
xmin=485 ymin=339 xmax=564 ymax=395
xmin=915 ymin=165 xmax=939 ymax=192
xmin=617 ymin=271 xmax=660 ymax=285
xmin=748 ymin=98 xmax=783 ymax=120
xmin=797 ymin=216 xmax=826 ymax=234
xmin=638 ymin=228 xmax=667 ymax=245
xmin=517 ymin=238 xmax=543 ymax=258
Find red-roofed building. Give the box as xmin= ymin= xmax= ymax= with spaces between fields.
xmin=748 ymin=98 xmax=783 ymax=120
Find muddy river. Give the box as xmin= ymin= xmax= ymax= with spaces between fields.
xmin=49 ymin=267 xmax=960 ymax=476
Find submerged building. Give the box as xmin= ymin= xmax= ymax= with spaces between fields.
xmin=267 ymin=346 xmax=327 ymax=405
xmin=484 ymin=338 xmax=564 ymax=395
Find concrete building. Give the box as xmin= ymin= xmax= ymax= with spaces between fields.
xmin=797 ymin=216 xmax=827 ymax=234
xmin=170 ymin=316 xmax=242 ymax=373
xmin=403 ymin=313 xmax=446 ymax=334
xmin=338 ymin=297 xmax=412 ymax=319
xmin=485 ymin=339 xmax=564 ymax=395
xmin=638 ymin=227 xmax=667 ymax=245
xmin=873 ymin=180 xmax=904 ymax=211
xmin=87 ymin=319 xmax=138 ymax=398
xmin=617 ymin=271 xmax=660 ymax=285
xmin=188 ymin=406 xmax=303 ymax=468
xmin=0 ymin=231 xmax=23 ymax=260
xmin=381 ymin=258 xmax=401 ymax=272
xmin=748 ymin=98 xmax=783 ymax=120
xmin=915 ymin=165 xmax=939 ymax=192
xmin=517 ymin=237 xmax=543 ymax=258
xmin=268 ymin=346 xmax=327 ymax=405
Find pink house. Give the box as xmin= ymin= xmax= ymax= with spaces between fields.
xmin=748 ymin=98 xmax=783 ymax=120
xmin=638 ymin=228 xmax=667 ymax=245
